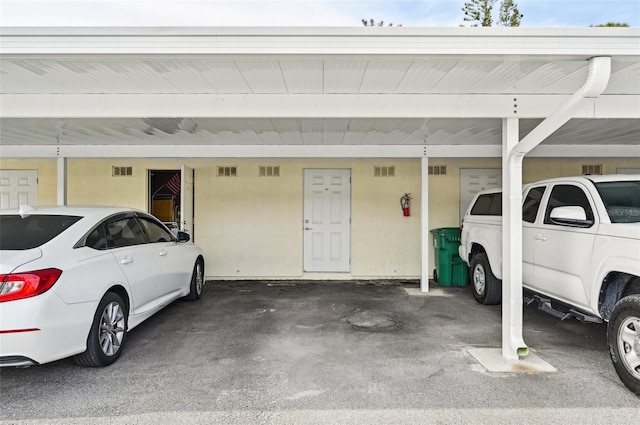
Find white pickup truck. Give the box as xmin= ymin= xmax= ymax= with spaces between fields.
xmin=459 ymin=174 xmax=640 ymax=395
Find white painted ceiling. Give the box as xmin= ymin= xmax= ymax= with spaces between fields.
xmin=1 ymin=28 xmax=639 ymax=150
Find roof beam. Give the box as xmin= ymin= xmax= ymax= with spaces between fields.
xmin=1 ymin=27 xmax=639 ymax=56
xmin=3 ymin=144 xmax=640 ymax=159
xmin=2 ymin=94 xmax=639 ymax=119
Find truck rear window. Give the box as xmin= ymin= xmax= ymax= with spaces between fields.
xmin=0 ymin=215 xmax=81 ymax=250
xmin=595 ymin=180 xmax=640 ymax=223
xmin=470 ymin=193 xmax=502 ymax=216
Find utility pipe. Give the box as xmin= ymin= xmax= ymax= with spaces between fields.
xmin=502 ymin=56 xmax=611 ymax=360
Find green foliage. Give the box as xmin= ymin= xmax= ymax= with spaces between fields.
xmin=463 ymin=0 xmax=522 ymax=27
xmin=462 ymin=0 xmax=496 ymax=27
xmin=593 ymin=22 xmax=629 ymax=27
xmin=498 ymin=0 xmax=522 ymax=27
xmin=362 ymin=19 xmax=401 ymax=27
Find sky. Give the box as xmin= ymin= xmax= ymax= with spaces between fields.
xmin=0 ymin=0 xmax=638 ymax=27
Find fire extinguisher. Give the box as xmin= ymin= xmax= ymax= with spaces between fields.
xmin=400 ymin=193 xmax=411 ymax=217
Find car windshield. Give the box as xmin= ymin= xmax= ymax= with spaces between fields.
xmin=0 ymin=215 xmax=82 ymax=250
xmin=595 ymin=180 xmax=640 ymax=223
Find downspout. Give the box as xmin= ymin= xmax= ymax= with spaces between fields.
xmin=502 ymin=56 xmax=611 ymax=360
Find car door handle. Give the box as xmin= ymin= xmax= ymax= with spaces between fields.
xmin=534 ymin=234 xmax=548 ymax=241
xmin=120 ymin=256 xmax=133 ymax=265
xmin=159 ymin=249 xmax=167 ymax=256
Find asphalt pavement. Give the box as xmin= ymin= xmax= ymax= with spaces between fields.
xmin=1 ymin=280 xmax=638 ymax=424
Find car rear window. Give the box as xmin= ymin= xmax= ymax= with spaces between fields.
xmin=0 ymin=215 xmax=82 ymax=250
xmin=470 ymin=193 xmax=502 ymax=216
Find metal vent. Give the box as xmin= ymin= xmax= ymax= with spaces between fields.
xmin=112 ymin=166 xmax=132 ymax=176
xmin=374 ymin=166 xmax=395 ymax=177
xmin=217 ymin=166 xmax=237 ymax=177
xmin=582 ymin=164 xmax=602 ymax=175
xmin=428 ymin=165 xmax=447 ymax=175
xmin=259 ymin=166 xmax=280 ymax=177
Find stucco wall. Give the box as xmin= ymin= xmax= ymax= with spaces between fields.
xmin=2 ymin=157 xmax=639 ymax=280
xmin=0 ymin=158 xmax=57 ymax=205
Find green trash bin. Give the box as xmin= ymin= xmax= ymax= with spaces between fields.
xmin=430 ymin=227 xmax=469 ymax=287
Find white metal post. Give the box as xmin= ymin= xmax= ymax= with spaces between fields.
xmin=421 ymin=157 xmax=430 ymax=292
xmin=502 ymin=118 xmax=528 ymax=360
xmin=57 ymin=157 xmax=67 ymax=206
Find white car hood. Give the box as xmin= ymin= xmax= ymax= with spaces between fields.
xmin=0 ymin=248 xmax=43 ymax=274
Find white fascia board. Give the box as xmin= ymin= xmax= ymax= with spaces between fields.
xmin=2 ymin=94 xmax=638 ymax=119
xmin=1 ymin=27 xmax=639 ymax=56
xmin=3 ymin=144 xmax=639 ymax=159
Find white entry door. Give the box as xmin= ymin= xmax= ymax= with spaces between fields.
xmin=303 ymin=169 xmax=351 ymax=272
xmin=0 ymin=170 xmax=38 ymax=210
xmin=180 ymin=164 xmax=194 ymax=240
xmin=459 ymin=168 xmax=502 ymax=222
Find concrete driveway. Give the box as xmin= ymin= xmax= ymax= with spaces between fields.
xmin=0 ymin=280 xmax=638 ymax=424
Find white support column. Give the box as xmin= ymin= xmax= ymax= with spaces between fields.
xmin=421 ymin=157 xmax=430 ymax=292
xmin=57 ymin=157 xmax=67 ymax=206
xmin=501 ymin=118 xmax=529 ymax=360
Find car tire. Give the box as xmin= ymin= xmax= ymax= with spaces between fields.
xmin=470 ymin=252 xmax=501 ymax=305
xmin=607 ymin=294 xmax=640 ymax=395
xmin=74 ymin=292 xmax=128 ymax=367
xmin=184 ymin=259 xmax=204 ymax=301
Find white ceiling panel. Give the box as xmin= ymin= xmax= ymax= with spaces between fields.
xmin=394 ymin=60 xmax=458 ymax=93
xmin=234 ymin=60 xmax=286 ymax=93
xmin=323 ymin=59 xmax=367 ymax=93
xmin=280 ymin=60 xmax=323 ymax=93
xmin=359 ymin=59 xmax=413 ymax=93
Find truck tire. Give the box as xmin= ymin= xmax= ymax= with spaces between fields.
xmin=607 ymin=295 xmax=640 ymax=395
xmin=470 ymin=252 xmax=502 ymax=305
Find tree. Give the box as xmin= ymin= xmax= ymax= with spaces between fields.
xmin=593 ymin=22 xmax=629 ymax=27
xmin=498 ymin=0 xmax=522 ymax=27
xmin=362 ymin=19 xmax=401 ymax=27
xmin=462 ymin=0 xmax=522 ymax=27
xmin=462 ymin=0 xmax=496 ymax=27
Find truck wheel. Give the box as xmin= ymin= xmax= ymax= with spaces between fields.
xmin=607 ymin=295 xmax=640 ymax=395
xmin=470 ymin=252 xmax=501 ymax=305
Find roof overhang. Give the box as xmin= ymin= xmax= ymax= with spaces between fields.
xmin=1 ymin=27 xmax=639 ymax=158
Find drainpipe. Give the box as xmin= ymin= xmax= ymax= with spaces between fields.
xmin=502 ymin=56 xmax=611 ymax=360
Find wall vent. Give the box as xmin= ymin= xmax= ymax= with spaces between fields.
xmin=582 ymin=164 xmax=602 ymax=175
xmin=428 ymin=165 xmax=447 ymax=175
xmin=112 ymin=166 xmax=133 ymax=176
xmin=217 ymin=166 xmax=237 ymax=177
xmin=374 ymin=166 xmax=395 ymax=177
xmin=259 ymin=166 xmax=280 ymax=177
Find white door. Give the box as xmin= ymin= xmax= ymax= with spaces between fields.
xmin=180 ymin=164 xmax=194 ymax=240
xmin=459 ymin=168 xmax=502 ymax=222
xmin=0 ymin=170 xmax=38 ymax=210
xmin=303 ymin=169 xmax=351 ymax=272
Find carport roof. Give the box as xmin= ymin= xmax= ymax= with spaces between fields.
xmin=1 ymin=26 xmax=639 ymax=158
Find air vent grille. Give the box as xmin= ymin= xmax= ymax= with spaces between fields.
xmin=374 ymin=166 xmax=395 ymax=177
xmin=259 ymin=166 xmax=280 ymax=177
xmin=112 ymin=166 xmax=132 ymax=176
xmin=582 ymin=164 xmax=602 ymax=175
xmin=217 ymin=166 xmax=237 ymax=177
xmin=428 ymin=165 xmax=447 ymax=175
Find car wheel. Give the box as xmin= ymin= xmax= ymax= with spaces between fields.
xmin=184 ymin=259 xmax=204 ymax=301
xmin=74 ymin=292 xmax=128 ymax=367
xmin=470 ymin=252 xmax=501 ymax=305
xmin=607 ymin=295 xmax=640 ymax=395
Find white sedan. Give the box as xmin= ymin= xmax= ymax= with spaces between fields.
xmin=0 ymin=206 xmax=205 ymax=367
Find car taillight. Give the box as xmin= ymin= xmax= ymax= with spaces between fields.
xmin=0 ymin=268 xmax=62 ymax=303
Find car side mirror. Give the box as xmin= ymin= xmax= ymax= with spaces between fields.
xmin=176 ymin=231 xmax=191 ymax=242
xmin=549 ymin=206 xmax=593 ymax=227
